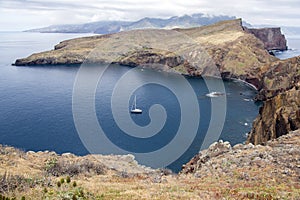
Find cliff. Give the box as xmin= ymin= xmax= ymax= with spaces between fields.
xmin=245 ymin=27 xmax=287 ymax=51
xmin=6 ymin=18 xmax=300 ymax=199
xmin=246 ymin=56 xmax=300 ymax=144
xmin=255 ymin=56 xmax=300 ymax=101
xmin=1 ymin=131 xmax=299 ymax=199
xmin=247 ymin=89 xmax=300 ymax=145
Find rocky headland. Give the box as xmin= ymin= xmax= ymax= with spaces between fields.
xmin=14 ymin=19 xmax=278 ymax=79
xmin=14 ymin=19 xmax=288 ymax=86
xmin=6 ymin=19 xmax=300 ymax=198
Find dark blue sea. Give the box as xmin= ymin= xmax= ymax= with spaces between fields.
xmin=0 ymin=32 xmax=298 ymax=171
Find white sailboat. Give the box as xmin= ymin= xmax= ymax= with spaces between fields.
xmin=130 ymin=95 xmax=142 ymax=114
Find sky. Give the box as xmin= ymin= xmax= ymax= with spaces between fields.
xmin=0 ymin=0 xmax=300 ymax=31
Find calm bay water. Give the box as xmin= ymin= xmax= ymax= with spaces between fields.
xmin=274 ymin=36 xmax=300 ymax=59
xmin=1 ymin=31 xmax=298 ymax=171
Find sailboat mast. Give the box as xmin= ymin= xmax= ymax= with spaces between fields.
xmin=134 ymin=95 xmax=137 ymax=109
xmin=130 ymin=95 xmax=142 ymax=114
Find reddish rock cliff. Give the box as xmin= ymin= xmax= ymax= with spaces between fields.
xmin=245 ymin=27 xmax=287 ymax=51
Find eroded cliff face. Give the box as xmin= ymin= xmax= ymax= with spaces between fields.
xmin=247 ymin=56 xmax=300 ymax=145
xmin=247 ymin=88 xmax=300 ymax=145
xmin=245 ymin=27 xmax=287 ymax=51
xmin=255 ymin=56 xmax=300 ymax=101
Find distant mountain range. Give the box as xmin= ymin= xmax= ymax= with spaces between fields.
xmin=25 ymin=13 xmax=236 ymax=34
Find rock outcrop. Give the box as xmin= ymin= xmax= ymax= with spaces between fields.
xmin=245 ymin=27 xmax=287 ymax=51
xmin=255 ymin=56 xmax=300 ymax=101
xmin=181 ymin=130 xmax=300 ymax=199
xmin=247 ymin=88 xmax=300 ymax=145
xmin=182 ymin=130 xmax=300 ymax=175
xmin=246 ymin=56 xmax=300 ymax=145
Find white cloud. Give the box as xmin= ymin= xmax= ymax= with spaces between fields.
xmin=0 ymin=0 xmax=299 ymax=30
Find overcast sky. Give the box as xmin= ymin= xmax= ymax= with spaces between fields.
xmin=1 ymin=0 xmax=300 ymax=31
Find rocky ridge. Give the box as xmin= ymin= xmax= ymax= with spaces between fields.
xmin=182 ymin=130 xmax=300 ymax=177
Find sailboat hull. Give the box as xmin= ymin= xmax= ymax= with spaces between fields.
xmin=130 ymin=95 xmax=142 ymax=114
xmin=130 ymin=109 xmax=142 ymax=114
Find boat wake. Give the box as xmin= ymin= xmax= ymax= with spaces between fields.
xmin=243 ymin=98 xmax=253 ymax=102
xmin=205 ymin=91 xmax=225 ymax=98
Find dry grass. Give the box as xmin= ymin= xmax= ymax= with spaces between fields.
xmin=1 ymin=131 xmax=300 ymax=199
xmin=195 ymin=31 xmax=244 ymax=45
xmin=1 ymin=160 xmax=299 ymax=199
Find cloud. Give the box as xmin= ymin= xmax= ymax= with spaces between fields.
xmin=0 ymin=0 xmax=299 ymax=30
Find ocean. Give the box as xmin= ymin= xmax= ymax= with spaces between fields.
xmin=0 ymin=31 xmax=298 ymax=171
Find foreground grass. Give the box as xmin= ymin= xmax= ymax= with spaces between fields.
xmin=1 ymin=131 xmax=300 ymax=199
xmin=2 ymin=173 xmax=299 ymax=199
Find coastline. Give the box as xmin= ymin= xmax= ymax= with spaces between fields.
xmin=230 ymin=78 xmax=259 ymax=91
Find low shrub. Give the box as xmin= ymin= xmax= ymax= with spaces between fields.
xmin=45 ymin=159 xmax=106 ymax=176
xmin=0 ymin=172 xmax=36 ymax=193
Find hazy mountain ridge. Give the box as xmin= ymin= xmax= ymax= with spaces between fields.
xmin=25 ymin=13 xmax=236 ymax=34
